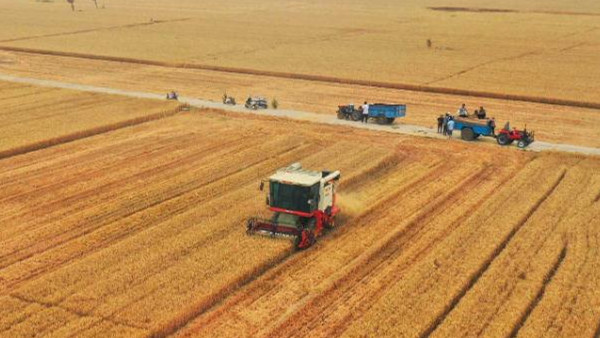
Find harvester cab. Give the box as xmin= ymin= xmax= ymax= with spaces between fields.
xmin=246 ymin=163 xmax=341 ymax=249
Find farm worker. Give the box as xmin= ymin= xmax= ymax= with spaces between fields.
xmin=437 ymin=115 xmax=444 ymax=133
xmin=447 ymin=117 xmax=455 ymax=139
xmin=457 ymin=103 xmax=468 ymax=117
xmin=488 ymin=117 xmax=496 ymax=135
xmin=478 ymin=106 xmax=487 ymax=119
xmin=442 ymin=113 xmax=450 ymax=135
xmin=362 ymin=101 xmax=369 ymax=123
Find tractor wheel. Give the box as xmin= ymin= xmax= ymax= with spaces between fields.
xmin=517 ymin=140 xmax=528 ymax=148
xmin=325 ymin=218 xmax=335 ymax=229
xmin=337 ymin=111 xmax=345 ymax=120
xmin=497 ymin=133 xmax=510 ymax=146
xmin=461 ymin=128 xmax=475 ymax=141
xmin=386 ymin=117 xmax=395 ymax=124
xmin=351 ymin=111 xmax=362 ymax=121
xmin=376 ymin=117 xmax=387 ymax=125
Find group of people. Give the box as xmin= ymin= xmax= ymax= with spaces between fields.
xmin=457 ymin=103 xmax=487 ymax=119
xmin=437 ymin=113 xmax=456 ymax=138
xmin=437 ymin=103 xmax=498 ymax=139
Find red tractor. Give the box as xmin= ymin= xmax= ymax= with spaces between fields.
xmin=246 ymin=163 xmax=341 ymax=249
xmin=496 ymin=124 xmax=535 ymax=148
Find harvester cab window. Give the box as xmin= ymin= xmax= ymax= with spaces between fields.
xmin=270 ymin=181 xmax=319 ymax=213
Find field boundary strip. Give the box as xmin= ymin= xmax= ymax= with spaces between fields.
xmin=1 ymin=46 xmax=600 ymax=110
xmin=0 ymin=104 xmax=187 ymax=161
xmin=420 ymin=169 xmax=567 ymax=337
xmin=508 ymin=245 xmax=568 ymax=337
xmin=0 ymin=18 xmax=191 ymax=43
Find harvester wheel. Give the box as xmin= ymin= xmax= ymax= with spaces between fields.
xmin=325 ymin=219 xmax=335 ymax=229
xmin=461 ymin=128 xmax=475 ymax=141
xmin=246 ymin=218 xmax=256 ymax=234
xmin=294 ymin=229 xmax=315 ymax=249
xmin=497 ymin=133 xmax=510 ymax=146
xmin=337 ymin=111 xmax=345 ymax=120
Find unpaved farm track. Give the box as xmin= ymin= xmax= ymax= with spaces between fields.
xmin=1 ymin=46 xmax=599 ymax=110
xmin=1 ymin=73 xmax=599 ymax=157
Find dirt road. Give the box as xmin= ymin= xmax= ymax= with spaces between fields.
xmin=1 ymin=73 xmax=598 ymax=157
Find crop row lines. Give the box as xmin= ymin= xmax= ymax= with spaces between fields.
xmin=421 ymin=169 xmax=567 ymax=337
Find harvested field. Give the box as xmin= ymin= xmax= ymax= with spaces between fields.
xmin=1 ymin=104 xmax=598 ymax=337
xmin=0 ymin=0 xmax=599 ymax=102
xmin=0 ymin=80 xmax=180 ymax=157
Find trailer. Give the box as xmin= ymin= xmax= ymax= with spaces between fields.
xmin=337 ymin=103 xmax=406 ymax=124
xmin=452 ymin=117 xmax=495 ymax=141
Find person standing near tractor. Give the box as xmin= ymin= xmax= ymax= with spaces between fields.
xmin=361 ymin=101 xmax=369 ymax=123
xmin=442 ymin=113 xmax=450 ymax=135
xmin=488 ymin=117 xmax=496 ymax=135
xmin=437 ymin=115 xmax=444 ymax=133
xmin=446 ymin=117 xmax=455 ymax=139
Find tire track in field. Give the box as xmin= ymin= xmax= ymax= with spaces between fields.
xmin=75 ymin=143 xmax=327 ymax=331
xmin=170 ymin=159 xmax=455 ymax=337
xmin=421 ymin=169 xmax=567 ymax=337
xmin=268 ymin=165 xmax=501 ymax=337
xmin=509 ymin=245 xmax=567 ymax=337
xmin=0 ymin=135 xmax=252 ymax=265
xmin=3 ymin=140 xmax=316 ymax=302
xmin=0 ymin=18 xmax=192 ymax=43
xmin=0 ymin=104 xmax=186 ymax=160
xmin=0 ymin=133 xmax=197 ymax=207
xmin=269 ymin=157 xmax=530 ymax=337
xmin=4 ymin=294 xmax=147 ymax=334
xmin=0 ymin=139 xmax=304 ymax=292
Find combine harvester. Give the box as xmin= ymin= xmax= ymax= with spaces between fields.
xmin=337 ymin=103 xmax=406 ymax=124
xmin=246 ymin=163 xmax=341 ymax=249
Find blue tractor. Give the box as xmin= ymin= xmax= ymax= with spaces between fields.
xmin=337 ymin=103 xmax=406 ymax=124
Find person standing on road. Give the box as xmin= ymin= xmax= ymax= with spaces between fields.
xmin=488 ymin=117 xmax=496 ymax=135
xmin=362 ymin=101 xmax=369 ymax=123
xmin=442 ymin=113 xmax=450 ymax=135
xmin=447 ymin=117 xmax=455 ymax=139
xmin=437 ymin=115 xmax=444 ymax=133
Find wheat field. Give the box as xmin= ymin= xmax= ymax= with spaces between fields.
xmin=0 ymin=0 xmax=598 ymax=102
xmin=0 ymin=100 xmax=598 ymax=336
xmin=1 ymin=0 xmax=599 ymax=336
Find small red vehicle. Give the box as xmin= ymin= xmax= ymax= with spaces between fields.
xmin=496 ymin=124 xmax=535 ymax=148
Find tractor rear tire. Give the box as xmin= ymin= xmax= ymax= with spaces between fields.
xmin=337 ymin=111 xmax=345 ymax=120
xmin=497 ymin=133 xmax=510 ymax=146
xmin=351 ymin=111 xmax=362 ymax=121
xmin=461 ymin=128 xmax=475 ymax=141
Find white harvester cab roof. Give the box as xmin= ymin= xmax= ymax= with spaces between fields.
xmin=269 ymin=163 xmax=323 ymax=187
